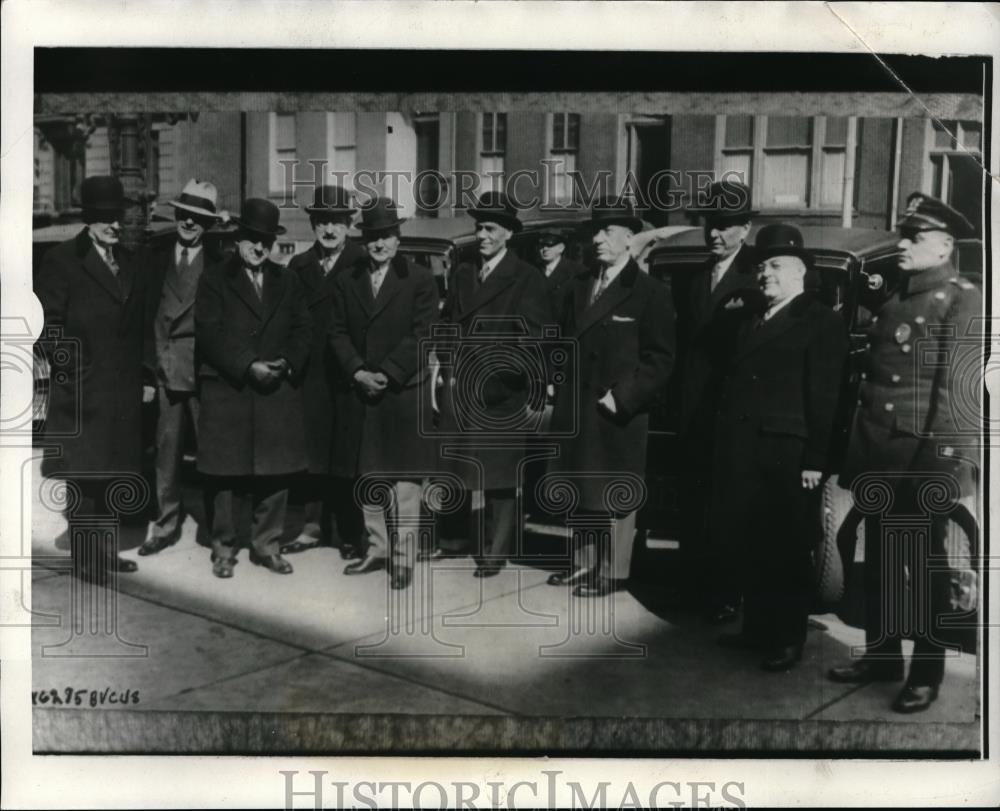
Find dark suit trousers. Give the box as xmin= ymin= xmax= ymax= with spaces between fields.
xmin=737 ymin=439 xmax=814 ymax=650
xmin=205 ymin=475 xmax=288 ymax=561
xmin=297 ymin=473 xmax=363 ymax=547
xmin=862 ymin=481 xmax=953 ymax=687
xmin=152 ymin=387 xmax=199 ymax=541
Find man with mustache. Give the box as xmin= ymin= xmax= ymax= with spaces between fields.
xmin=140 ymin=179 xmax=225 ymax=556
xmin=828 ymin=193 xmax=981 ymax=713
xmin=194 ymin=199 xmax=312 ymax=579
xmin=280 ymin=185 xmax=367 ymax=560
xmin=675 ymin=179 xmax=760 ymax=624
xmin=328 ymin=197 xmax=439 ymax=588
xmin=35 ymin=176 xmax=154 ymax=581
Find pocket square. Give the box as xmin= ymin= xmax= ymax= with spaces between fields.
xmin=723 ymin=297 xmax=745 ymax=310
xmin=611 ymin=315 xmax=636 ymax=322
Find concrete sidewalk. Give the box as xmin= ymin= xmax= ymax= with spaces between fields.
xmin=28 ymin=466 xmax=981 ymax=754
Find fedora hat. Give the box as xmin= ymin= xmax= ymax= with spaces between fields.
xmin=686 ymin=180 xmax=758 ymax=220
xmin=468 ymin=191 xmax=522 ymax=233
xmin=304 ymin=184 xmax=357 ymax=216
xmin=80 ymin=176 xmax=135 ymax=219
xmin=896 ymin=192 xmax=975 ymax=238
xmin=357 ymin=197 xmax=407 ymax=234
xmin=168 ymin=179 xmax=223 ymax=220
xmin=232 ymin=198 xmax=286 ymax=238
xmin=583 ymin=197 xmax=642 ymax=234
xmin=754 ymin=223 xmax=813 ymax=266
xmin=536 ymin=228 xmax=566 ymax=246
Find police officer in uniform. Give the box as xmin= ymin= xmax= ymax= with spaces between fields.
xmin=828 ymin=193 xmax=981 ymax=713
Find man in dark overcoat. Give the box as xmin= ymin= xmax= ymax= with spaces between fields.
xmin=711 ymin=224 xmax=849 ymax=671
xmin=828 ymin=194 xmax=981 ymax=713
xmin=280 ymin=184 xmax=367 ymax=559
xmin=674 ymin=179 xmax=760 ymax=623
xmin=194 ymin=199 xmax=312 ymax=578
xmin=139 ymin=179 xmax=225 ymax=556
xmin=431 ymin=192 xmax=553 ymax=578
xmin=35 ymin=176 xmax=154 ymax=581
xmin=536 ymin=228 xmax=585 ymax=310
xmin=548 ymin=198 xmax=675 ymax=597
xmin=329 ymin=197 xmax=440 ymax=589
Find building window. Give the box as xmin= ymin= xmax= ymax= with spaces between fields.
xmin=34 ymin=129 xmax=56 ymax=214
xmin=326 ymin=112 xmax=357 ymax=188
xmin=549 ymin=113 xmax=580 ymax=204
xmin=479 ymin=112 xmax=507 ymax=193
xmin=926 ymin=119 xmax=982 ymax=232
xmin=716 ymin=115 xmax=858 ymax=211
xmin=269 ymin=112 xmax=297 ymax=195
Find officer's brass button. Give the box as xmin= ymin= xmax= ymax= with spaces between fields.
xmin=934 ymin=291 xmax=947 ymax=301
xmin=915 ymin=316 xmax=926 ymax=325
xmin=884 ymin=403 xmax=895 ymax=412
xmin=860 ymin=372 xmax=867 ymax=380
xmin=872 ymin=316 xmax=879 ymax=323
xmin=901 ymin=343 xmax=911 ymax=353
xmin=895 ymin=323 xmax=911 ymax=343
xmin=891 ymin=374 xmax=901 ymax=383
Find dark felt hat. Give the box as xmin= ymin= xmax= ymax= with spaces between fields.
xmin=232 ymin=198 xmax=286 ymax=237
xmin=583 ymin=197 xmax=642 ymax=234
xmin=686 ymin=180 xmax=758 ymax=220
xmin=468 ymin=191 xmax=523 ymax=233
xmin=81 ymin=176 xmax=134 ymax=217
xmin=357 ymin=196 xmax=407 ymax=233
xmin=754 ymin=223 xmax=813 ymax=266
xmin=536 ymin=228 xmax=566 ymax=246
xmin=896 ymin=192 xmax=975 ymax=238
xmin=304 ymin=184 xmax=357 ymax=216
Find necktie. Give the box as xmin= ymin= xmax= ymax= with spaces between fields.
xmin=478 ymin=264 xmax=490 ymax=285
xmin=104 ymin=247 xmax=119 ymax=276
xmin=321 ymin=255 xmax=335 ymax=275
xmin=590 ymin=268 xmax=610 ymax=305
xmin=371 ymin=267 xmax=385 ymax=297
xmin=178 ymin=247 xmax=190 ymax=271
xmin=252 ymin=268 xmax=264 ymax=300
xmin=710 ymin=262 xmax=726 ymax=292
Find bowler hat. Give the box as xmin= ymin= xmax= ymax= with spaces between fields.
xmin=686 ymin=180 xmax=758 ymax=220
xmin=468 ymin=192 xmax=523 ymax=233
xmin=583 ymin=197 xmax=642 ymax=234
xmin=169 ymin=178 xmax=223 ymax=220
xmin=754 ymin=223 xmax=813 ymax=266
xmin=232 ymin=198 xmax=286 ymax=237
xmin=304 ymin=184 xmax=357 ymax=216
xmin=536 ymin=229 xmax=566 ymax=246
xmin=357 ymin=196 xmax=407 ymax=234
xmin=896 ymin=192 xmax=975 ymax=238
xmin=81 ymin=176 xmax=134 ymax=217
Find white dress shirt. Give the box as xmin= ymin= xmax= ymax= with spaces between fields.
xmin=479 ymin=247 xmax=507 ymax=282
xmin=175 ymin=243 xmax=202 ymax=266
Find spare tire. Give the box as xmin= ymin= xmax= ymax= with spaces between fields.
xmin=814 ymin=474 xmax=861 ymax=608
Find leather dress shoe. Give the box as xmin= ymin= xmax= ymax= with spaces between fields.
xmin=717 ymin=632 xmax=761 ymax=650
xmin=344 ymin=554 xmax=385 ymax=575
xmin=573 ymin=576 xmax=625 ymax=597
xmin=761 ymin=645 xmax=803 ymax=671
xmin=892 ymin=684 xmax=939 ymax=714
xmin=547 ymin=567 xmax=592 ymax=587
xmin=339 ymin=543 xmax=363 ymax=561
xmin=138 ymin=535 xmax=174 ymax=556
xmin=76 ymin=555 xmax=138 ymax=583
xmin=212 ymin=557 xmax=235 ymax=579
xmin=827 ymin=658 xmax=905 ymax=684
xmin=391 ymin=567 xmax=413 ymax=590
xmin=249 ymin=552 xmax=294 ymax=574
xmin=281 ymin=536 xmax=321 ymax=555
xmin=473 ymin=563 xmax=503 ymax=578
xmin=708 ymin=603 xmax=740 ymax=625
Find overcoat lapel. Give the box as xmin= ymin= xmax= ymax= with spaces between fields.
xmin=226 ymin=258 xmax=264 ymax=319
xmin=572 ymin=260 xmax=639 ymax=337
xmin=369 ymin=256 xmax=407 ymax=321
xmin=458 ymin=252 xmax=519 ymax=320
xmin=81 ymin=245 xmax=125 ymax=302
xmin=350 ymin=262 xmax=376 ymax=317
xmin=734 ymin=297 xmax=803 ymax=360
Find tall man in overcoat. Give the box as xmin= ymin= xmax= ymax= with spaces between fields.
xmin=711 ymin=224 xmax=849 ymax=671
xmin=194 ymin=199 xmax=312 ymax=578
xmin=828 ymin=194 xmax=982 ymax=713
xmin=432 ymin=192 xmax=553 ymax=578
xmin=35 ymin=176 xmax=154 ymax=581
xmin=548 ymin=198 xmax=675 ymax=597
xmin=280 ymin=185 xmax=367 ymax=558
xmin=675 ymin=179 xmax=760 ymax=623
xmin=329 ymin=198 xmax=440 ymax=589
xmin=139 ymin=179 xmax=225 ymax=556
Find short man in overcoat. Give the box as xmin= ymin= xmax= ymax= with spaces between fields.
xmin=194 ymin=199 xmax=312 ymax=578
xmin=329 ymin=197 xmax=440 ymax=589
xmin=431 ymin=192 xmax=554 ymax=577
xmin=140 ymin=179 xmax=225 ymax=556
xmin=828 ymin=194 xmax=982 ymax=713
xmin=711 ymin=224 xmax=849 ymax=671
xmin=35 ymin=176 xmax=154 ymax=581
xmin=675 ymin=179 xmax=760 ymax=623
xmin=548 ymin=198 xmax=675 ymax=597
xmin=280 ymin=184 xmax=368 ymax=559
xmin=536 ymin=228 xmax=585 ymax=310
